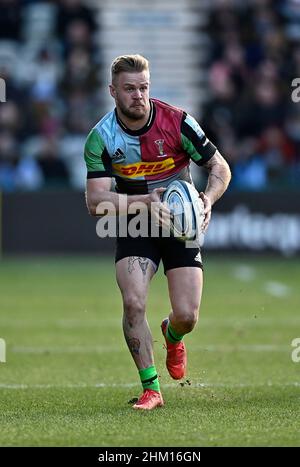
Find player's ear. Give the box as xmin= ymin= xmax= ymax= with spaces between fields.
xmin=109 ymin=84 xmax=116 ymax=99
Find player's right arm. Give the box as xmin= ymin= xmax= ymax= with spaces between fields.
xmin=84 ymin=129 xmax=168 ymax=217
xmin=86 ymin=177 xmax=167 ymax=216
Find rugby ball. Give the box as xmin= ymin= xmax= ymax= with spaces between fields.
xmin=162 ymin=180 xmax=205 ymax=241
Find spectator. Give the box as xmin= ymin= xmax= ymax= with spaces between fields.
xmin=59 ymin=48 xmax=99 ymax=97
xmin=0 ymin=0 xmax=22 ymax=41
xmin=55 ymin=0 xmax=97 ymax=43
xmin=204 ymin=0 xmax=299 ymax=190
xmin=0 ymin=131 xmax=20 ymax=191
xmin=36 ymin=137 xmax=70 ymax=188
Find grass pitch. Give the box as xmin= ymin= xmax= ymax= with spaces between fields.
xmin=0 ymin=254 xmax=299 ymax=446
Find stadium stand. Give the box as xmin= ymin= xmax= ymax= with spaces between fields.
xmin=0 ymin=0 xmax=299 ymax=192
xmin=0 ymin=0 xmax=102 ymax=191
xmin=202 ymin=0 xmax=300 ymax=191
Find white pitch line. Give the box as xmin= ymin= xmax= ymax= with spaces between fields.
xmin=0 ymin=319 xmax=121 ymax=329
xmin=11 ymin=346 xmax=120 ymax=354
xmin=264 ymin=281 xmax=291 ymax=298
xmin=232 ymin=264 xmax=256 ymax=282
xmin=10 ymin=344 xmax=290 ymax=354
xmin=232 ymin=265 xmax=292 ymax=299
xmin=199 ymin=318 xmax=300 ymax=326
xmin=198 ymin=344 xmax=289 ymax=352
xmin=2 ymin=317 xmax=300 ymax=328
xmin=0 ymin=382 xmax=299 ymax=390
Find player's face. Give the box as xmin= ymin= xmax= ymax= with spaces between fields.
xmin=110 ymin=71 xmax=150 ymax=122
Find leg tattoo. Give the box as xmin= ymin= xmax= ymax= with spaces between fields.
xmin=127 ymin=337 xmax=140 ymax=355
xmin=138 ymin=257 xmax=149 ymax=276
xmin=128 ymin=256 xmax=149 ymax=276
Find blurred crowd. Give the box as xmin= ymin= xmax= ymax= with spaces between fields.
xmin=0 ymin=0 xmax=102 ymax=191
xmin=203 ymin=0 xmax=300 ymax=190
xmin=0 ymin=0 xmax=299 ymax=192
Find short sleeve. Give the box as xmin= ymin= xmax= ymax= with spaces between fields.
xmin=84 ymin=128 xmax=112 ymax=178
xmin=181 ymin=113 xmax=216 ymax=166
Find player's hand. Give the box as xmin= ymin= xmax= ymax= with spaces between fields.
xmin=149 ymin=187 xmax=166 ymax=203
xmin=199 ymin=192 xmax=212 ymax=232
xmin=148 ymin=188 xmax=171 ymax=229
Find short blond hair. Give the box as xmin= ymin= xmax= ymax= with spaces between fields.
xmin=111 ymin=54 xmax=149 ymax=84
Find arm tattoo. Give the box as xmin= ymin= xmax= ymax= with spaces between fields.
xmin=128 ymin=256 xmax=149 ymax=276
xmin=203 ymin=151 xmax=231 ymax=204
xmin=203 ymin=151 xmax=225 ymax=169
xmin=210 ymin=173 xmax=226 ymax=186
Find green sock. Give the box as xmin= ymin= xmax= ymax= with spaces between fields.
xmin=166 ymin=322 xmax=184 ymax=344
xmin=139 ymin=365 xmax=160 ymax=392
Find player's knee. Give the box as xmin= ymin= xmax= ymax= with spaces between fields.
xmin=123 ymin=295 xmax=146 ymax=325
xmin=182 ymin=314 xmax=198 ymax=332
xmin=175 ymin=306 xmax=199 ymax=332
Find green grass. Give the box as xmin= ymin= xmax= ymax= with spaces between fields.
xmin=0 ymin=255 xmax=299 ymax=446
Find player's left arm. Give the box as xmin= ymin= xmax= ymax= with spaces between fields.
xmin=200 ymin=150 xmax=231 ymax=231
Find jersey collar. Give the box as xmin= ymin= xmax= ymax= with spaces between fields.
xmin=115 ymin=99 xmax=156 ymax=136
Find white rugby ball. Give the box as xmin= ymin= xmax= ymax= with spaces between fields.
xmin=162 ymin=180 xmax=205 ymax=241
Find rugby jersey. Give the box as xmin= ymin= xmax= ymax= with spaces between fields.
xmin=84 ymin=98 xmax=216 ymax=194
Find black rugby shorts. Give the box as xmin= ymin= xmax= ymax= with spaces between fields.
xmin=115 ymin=233 xmax=203 ymax=274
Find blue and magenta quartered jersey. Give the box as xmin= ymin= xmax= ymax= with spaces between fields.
xmin=84 ymin=98 xmax=216 ymax=194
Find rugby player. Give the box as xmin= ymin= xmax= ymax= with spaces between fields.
xmin=84 ymin=55 xmax=231 ymax=410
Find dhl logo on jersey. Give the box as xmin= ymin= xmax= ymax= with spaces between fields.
xmin=112 ymin=157 xmax=175 ymax=178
